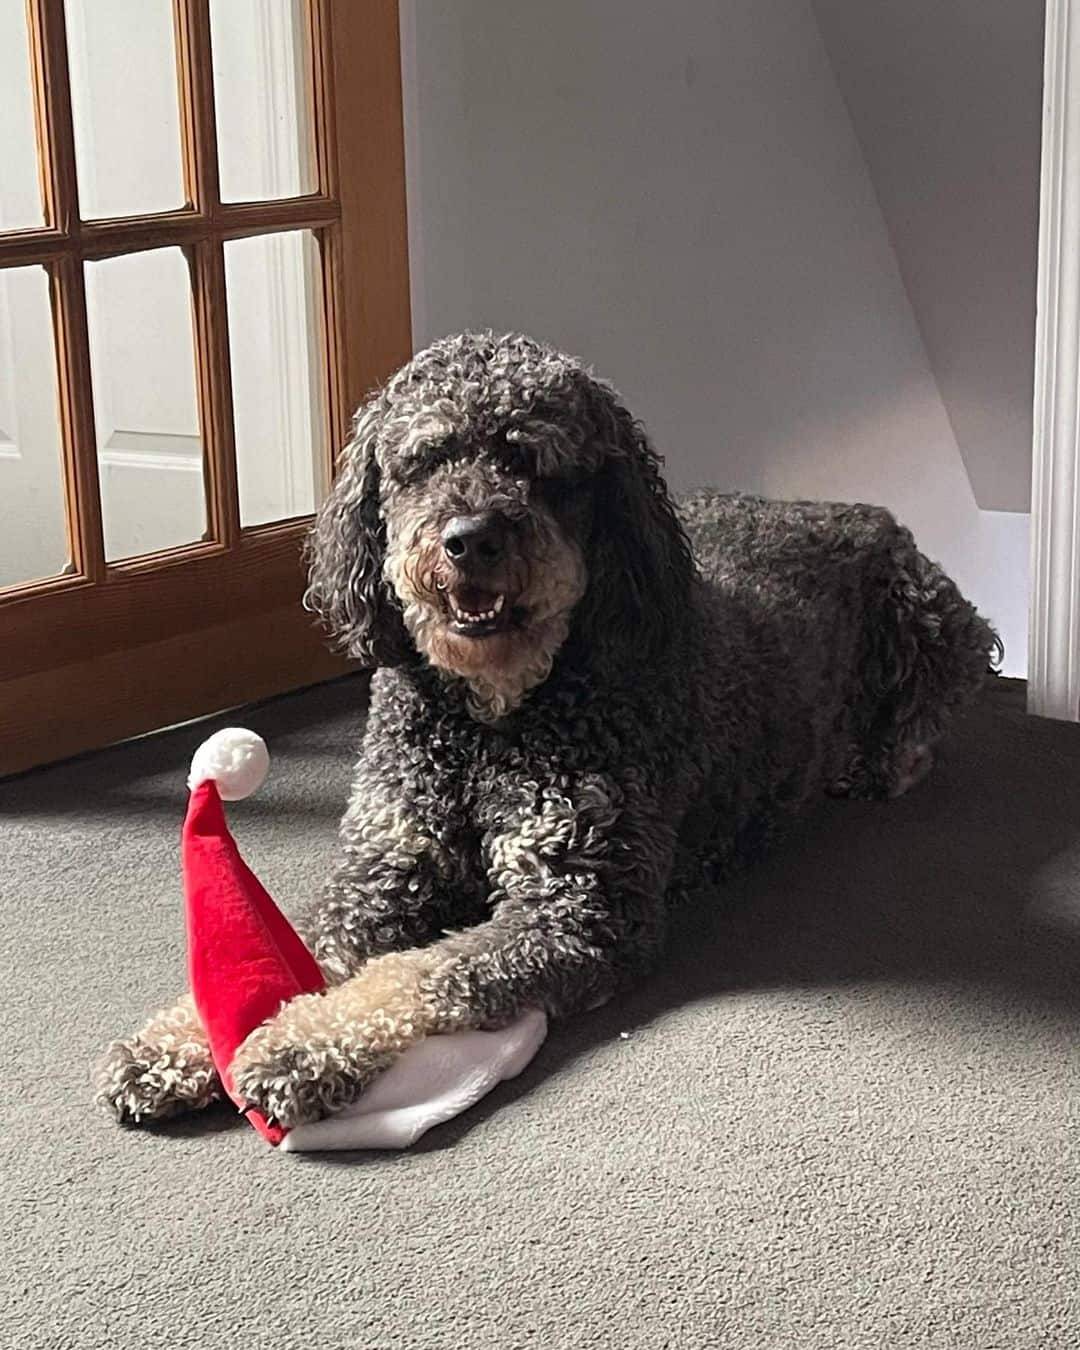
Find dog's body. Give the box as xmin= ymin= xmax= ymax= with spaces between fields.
xmin=97 ymin=334 xmax=999 ymax=1129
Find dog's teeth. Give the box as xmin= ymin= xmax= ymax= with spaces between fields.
xmin=449 ymin=600 xmax=501 ymax=625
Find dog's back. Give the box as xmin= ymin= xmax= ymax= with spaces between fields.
xmin=679 ymin=489 xmax=1000 ymax=803
xmin=681 ymin=489 xmax=899 ymax=594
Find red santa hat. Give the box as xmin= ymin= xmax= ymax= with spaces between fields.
xmin=183 ymin=728 xmax=325 ymax=1145
xmin=180 ymin=729 xmax=550 ymax=1154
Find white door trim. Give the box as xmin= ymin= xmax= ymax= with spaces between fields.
xmin=1030 ymin=0 xmax=1080 ymax=720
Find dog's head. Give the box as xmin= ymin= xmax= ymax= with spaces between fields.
xmin=305 ymin=332 xmax=694 ymax=715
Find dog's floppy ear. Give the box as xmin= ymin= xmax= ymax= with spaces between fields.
xmin=573 ymin=376 xmax=695 ymax=666
xmin=303 ymin=398 xmax=412 ymax=666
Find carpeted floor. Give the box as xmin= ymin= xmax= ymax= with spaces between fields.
xmin=2 ymin=674 xmax=1078 ymax=1349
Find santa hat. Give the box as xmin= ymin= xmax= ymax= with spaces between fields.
xmin=181 ymin=728 xmax=549 ymax=1153
xmin=183 ymin=728 xmax=325 ymax=1145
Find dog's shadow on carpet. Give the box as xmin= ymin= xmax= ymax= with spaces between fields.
xmin=305 ymin=680 xmax=1080 ymax=1163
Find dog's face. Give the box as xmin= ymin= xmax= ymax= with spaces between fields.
xmin=305 ymin=333 xmax=693 ymax=716
xmin=380 ymin=415 xmax=596 ymax=703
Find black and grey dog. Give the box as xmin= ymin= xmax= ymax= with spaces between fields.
xmin=97 ymin=331 xmax=1000 ymax=1129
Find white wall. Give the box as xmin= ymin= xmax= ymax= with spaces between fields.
xmin=813 ymin=0 xmax=1043 ymax=516
xmin=400 ymin=0 xmax=1031 ymax=675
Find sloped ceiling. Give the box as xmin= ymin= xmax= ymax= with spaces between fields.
xmin=812 ymin=0 xmax=1044 ymax=513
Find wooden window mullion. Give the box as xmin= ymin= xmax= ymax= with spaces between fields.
xmin=27 ymin=0 xmax=80 ymax=238
xmin=173 ymin=0 xmax=240 ymax=547
xmin=174 ymin=0 xmax=222 ymax=219
xmin=31 ymin=0 xmax=105 ymax=583
xmin=73 ymin=199 xmax=340 ymax=261
xmin=319 ymin=223 xmax=349 ymax=458
xmin=189 ymin=239 xmax=240 ymax=546
xmin=48 ymin=254 xmax=105 ymax=583
xmin=308 ymin=0 xmax=340 ymax=202
xmin=309 ymin=0 xmax=348 ymax=468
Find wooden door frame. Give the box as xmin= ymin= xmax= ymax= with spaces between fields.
xmin=0 ymin=0 xmax=410 ymax=775
xmin=1030 ymin=0 xmax=1080 ymax=720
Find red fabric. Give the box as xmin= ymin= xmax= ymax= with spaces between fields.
xmin=183 ymin=780 xmax=325 ymax=1145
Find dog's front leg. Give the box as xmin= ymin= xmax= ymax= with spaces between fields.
xmin=301 ymin=783 xmax=466 ymax=983
xmin=231 ymin=786 xmax=673 ymax=1127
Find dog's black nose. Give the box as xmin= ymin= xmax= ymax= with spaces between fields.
xmin=441 ymin=514 xmax=506 ymax=567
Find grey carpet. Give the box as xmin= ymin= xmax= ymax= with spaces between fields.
xmin=2 ymin=675 xmax=1078 ymax=1349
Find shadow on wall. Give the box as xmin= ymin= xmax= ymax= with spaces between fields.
xmin=408 ymin=0 xmax=951 ymax=492
xmin=812 ymin=0 xmax=1043 ymax=517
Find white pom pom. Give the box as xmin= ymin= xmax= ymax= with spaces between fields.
xmin=187 ymin=728 xmax=269 ymax=801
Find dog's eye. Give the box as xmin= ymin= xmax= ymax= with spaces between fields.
xmin=538 ymin=475 xmax=584 ymax=513
xmin=395 ymin=438 xmax=455 ymax=486
xmin=495 ymin=432 xmax=534 ymax=477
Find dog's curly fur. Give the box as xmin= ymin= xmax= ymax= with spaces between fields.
xmin=96 ymin=331 xmax=1001 ymax=1129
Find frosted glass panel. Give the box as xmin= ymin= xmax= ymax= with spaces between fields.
xmin=210 ymin=0 xmax=317 ymax=203
xmin=85 ymin=249 xmax=206 ymax=560
xmin=0 ymin=268 xmax=70 ymax=589
xmin=224 ymin=230 xmax=328 ymax=527
xmin=65 ymin=0 xmax=186 ymax=219
xmin=0 ymin=0 xmax=46 ymax=231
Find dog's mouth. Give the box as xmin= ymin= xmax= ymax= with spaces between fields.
xmin=435 ymin=581 xmax=520 ymax=638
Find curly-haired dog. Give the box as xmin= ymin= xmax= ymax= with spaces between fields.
xmin=96 ymin=331 xmax=1001 ymax=1129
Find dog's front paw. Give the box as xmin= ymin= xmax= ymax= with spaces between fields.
xmin=229 ymin=1030 xmax=383 ymax=1129
xmin=94 ymin=1035 xmax=221 ymax=1125
xmin=229 ymin=960 xmax=436 ymax=1127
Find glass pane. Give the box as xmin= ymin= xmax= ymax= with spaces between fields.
xmin=65 ymin=0 xmax=186 ymax=220
xmin=85 ymin=249 xmax=206 ymax=561
xmin=0 ymin=0 xmax=46 ymax=230
xmin=210 ymin=0 xmax=317 ymax=203
xmin=224 ymin=231 xmax=328 ymax=527
xmin=0 ymin=268 xmax=70 ymax=589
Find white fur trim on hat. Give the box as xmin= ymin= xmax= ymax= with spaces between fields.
xmin=279 ymin=1008 xmax=549 ymax=1152
xmin=187 ymin=728 xmax=270 ymax=800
